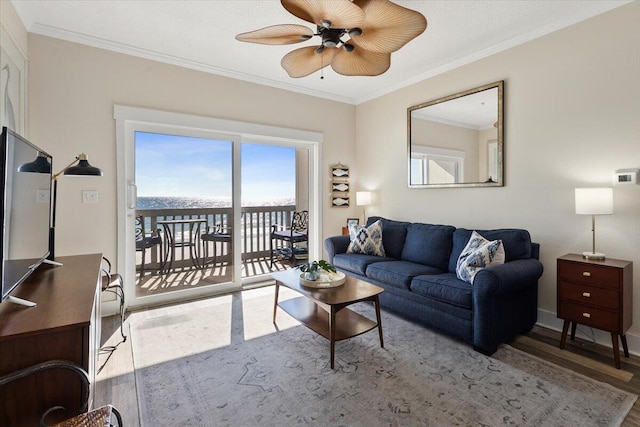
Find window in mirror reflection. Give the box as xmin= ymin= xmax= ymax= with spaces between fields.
xmin=410 ymin=147 xmax=464 ymax=185
xmin=408 ymin=81 xmax=503 ymax=188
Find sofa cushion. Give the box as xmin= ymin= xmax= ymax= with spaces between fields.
xmin=367 ymin=216 xmax=410 ymax=259
xmin=366 ymin=260 xmax=444 ymax=290
xmin=456 ymin=231 xmax=505 ymax=284
xmin=333 ymin=253 xmax=393 ymax=275
xmin=410 ymin=273 xmax=473 ymax=309
xmin=347 ymin=220 xmax=385 ymax=257
xmin=401 ymin=223 xmax=456 ymax=271
xmin=448 ymin=228 xmax=532 ymax=273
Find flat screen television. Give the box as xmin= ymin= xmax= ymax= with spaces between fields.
xmin=0 ymin=126 xmax=53 ymax=306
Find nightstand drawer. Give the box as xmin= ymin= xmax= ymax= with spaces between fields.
xmin=558 ymin=281 xmax=619 ymax=310
xmin=558 ymin=261 xmax=620 ymax=288
xmin=558 ymin=301 xmax=619 ymax=331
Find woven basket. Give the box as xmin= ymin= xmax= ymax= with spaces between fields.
xmin=54 ymin=405 xmax=113 ymax=427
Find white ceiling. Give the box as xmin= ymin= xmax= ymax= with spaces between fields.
xmin=11 ymin=0 xmax=628 ymax=105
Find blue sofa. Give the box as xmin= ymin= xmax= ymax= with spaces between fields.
xmin=324 ymin=217 xmax=544 ymax=355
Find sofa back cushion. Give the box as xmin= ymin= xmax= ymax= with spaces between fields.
xmin=366 ymin=216 xmax=410 ymax=259
xmin=448 ymin=228 xmax=533 ymax=273
xmin=400 ymin=223 xmax=456 ymax=271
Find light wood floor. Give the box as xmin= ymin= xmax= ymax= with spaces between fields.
xmin=95 ymin=291 xmax=640 ymax=426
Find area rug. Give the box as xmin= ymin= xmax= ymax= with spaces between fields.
xmin=130 ymin=288 xmax=636 ymax=426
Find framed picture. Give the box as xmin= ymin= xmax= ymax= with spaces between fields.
xmin=331 ymin=181 xmax=349 ymax=193
xmin=331 ymin=164 xmax=349 ymax=178
xmin=331 ymin=195 xmax=349 ymax=207
xmin=346 ymin=218 xmax=359 ymax=228
xmin=0 ymin=26 xmax=27 ymax=135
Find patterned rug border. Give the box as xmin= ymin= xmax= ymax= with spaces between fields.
xmin=498 ymin=344 xmax=637 ymax=425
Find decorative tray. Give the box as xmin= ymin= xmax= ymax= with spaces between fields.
xmin=299 ymin=271 xmax=346 ymax=288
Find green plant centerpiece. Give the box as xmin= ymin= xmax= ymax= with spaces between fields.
xmin=298 ymin=259 xmax=336 ymax=281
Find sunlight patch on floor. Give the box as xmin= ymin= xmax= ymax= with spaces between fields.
xmin=129 ymin=294 xmax=235 ymax=367
xmin=242 ymin=285 xmax=301 ymax=340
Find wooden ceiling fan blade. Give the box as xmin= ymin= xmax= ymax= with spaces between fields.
xmin=350 ymin=0 xmax=427 ymax=53
xmin=281 ymin=0 xmax=365 ymax=29
xmin=331 ymin=49 xmax=390 ymax=76
xmin=236 ymin=24 xmax=314 ymax=45
xmin=281 ymin=46 xmax=338 ymax=78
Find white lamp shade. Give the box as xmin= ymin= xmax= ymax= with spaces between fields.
xmin=575 ymin=187 xmax=613 ymax=215
xmin=356 ymin=191 xmax=372 ymax=206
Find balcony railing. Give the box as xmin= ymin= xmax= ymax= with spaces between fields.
xmin=136 ymin=205 xmax=296 ymax=274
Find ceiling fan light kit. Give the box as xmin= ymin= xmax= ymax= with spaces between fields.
xmin=235 ymin=0 xmax=427 ymax=78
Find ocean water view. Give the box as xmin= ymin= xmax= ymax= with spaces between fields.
xmin=137 ymin=196 xmax=296 ymax=210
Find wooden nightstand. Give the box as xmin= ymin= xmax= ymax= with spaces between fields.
xmin=557 ymin=253 xmax=633 ymax=369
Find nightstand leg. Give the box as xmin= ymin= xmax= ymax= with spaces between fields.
xmin=560 ymin=320 xmax=570 ymax=349
xmin=570 ymin=322 xmax=577 ymax=341
xmin=611 ymin=333 xmax=621 ymax=369
xmin=621 ymin=334 xmax=630 ymax=358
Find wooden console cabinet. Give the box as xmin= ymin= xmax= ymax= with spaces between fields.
xmin=0 ymin=254 xmax=102 ymax=426
xmin=557 ymin=253 xmax=633 ymax=369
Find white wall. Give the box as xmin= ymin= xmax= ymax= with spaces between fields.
xmin=356 ymin=3 xmax=640 ymax=349
xmin=0 ymin=1 xmax=27 ymax=56
xmin=27 ymin=35 xmax=357 ymax=268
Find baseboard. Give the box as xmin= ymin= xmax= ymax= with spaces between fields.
xmin=536 ymin=308 xmax=640 ymax=357
xmin=101 ymin=299 xmax=121 ymax=317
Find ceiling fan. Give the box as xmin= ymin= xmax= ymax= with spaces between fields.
xmin=235 ymin=0 xmax=427 ymax=78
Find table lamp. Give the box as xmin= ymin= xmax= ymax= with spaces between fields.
xmin=356 ymin=191 xmax=372 ymax=223
xmin=575 ymin=187 xmax=613 ymax=260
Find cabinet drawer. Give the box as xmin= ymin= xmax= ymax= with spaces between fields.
xmin=558 ymin=281 xmax=619 ymax=310
xmin=558 ymin=301 xmax=619 ymax=331
xmin=558 ymin=261 xmax=620 ymax=288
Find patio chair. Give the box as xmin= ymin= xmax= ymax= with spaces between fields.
xmin=270 ymin=210 xmax=308 ymax=267
xmin=135 ymin=215 xmax=163 ymax=276
xmin=201 ymin=223 xmax=232 ymax=267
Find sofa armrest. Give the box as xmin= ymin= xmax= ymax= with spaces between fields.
xmin=472 ymin=258 xmax=544 ymax=354
xmin=324 ymin=235 xmax=351 ymax=263
xmin=473 ymin=259 xmax=544 ymax=296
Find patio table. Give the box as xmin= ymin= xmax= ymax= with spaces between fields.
xmin=157 ymin=218 xmax=207 ymax=272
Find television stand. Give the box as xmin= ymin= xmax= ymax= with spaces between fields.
xmin=42 ymin=258 xmax=63 ymax=267
xmin=6 ymin=295 xmax=37 ymax=307
xmin=0 ymin=254 xmax=102 ymax=426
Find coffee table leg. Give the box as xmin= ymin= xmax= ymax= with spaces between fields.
xmin=273 ymin=282 xmax=280 ymax=324
xmin=374 ymin=296 xmax=384 ymax=348
xmin=330 ymin=307 xmax=336 ymax=369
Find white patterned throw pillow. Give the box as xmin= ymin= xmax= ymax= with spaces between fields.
xmin=347 ymin=220 xmax=386 ymax=257
xmin=456 ymin=231 xmax=505 ymax=284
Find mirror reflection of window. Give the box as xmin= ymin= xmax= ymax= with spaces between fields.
xmin=487 ymin=141 xmax=498 ymax=182
xmin=410 ymin=146 xmax=464 ymax=185
xmin=408 ymin=81 xmax=503 ymax=187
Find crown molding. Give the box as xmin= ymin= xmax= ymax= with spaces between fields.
xmin=355 ymin=1 xmax=632 ymax=105
xmin=27 ymin=23 xmax=357 ymax=105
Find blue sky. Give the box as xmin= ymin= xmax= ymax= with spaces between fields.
xmin=135 ymin=132 xmax=296 ymax=203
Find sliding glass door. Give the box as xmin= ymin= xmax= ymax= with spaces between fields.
xmin=115 ymin=106 xmax=322 ymax=309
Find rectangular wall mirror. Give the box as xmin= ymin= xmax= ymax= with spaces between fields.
xmin=408 ymin=80 xmax=504 ymax=188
